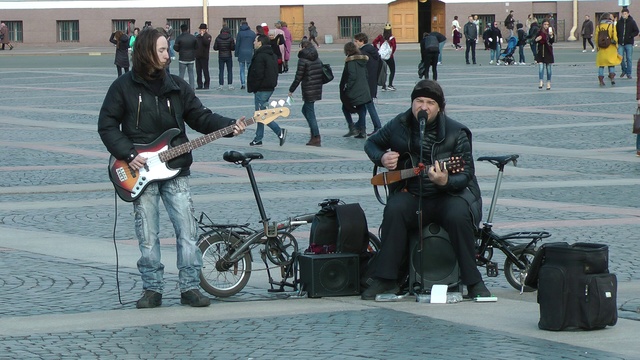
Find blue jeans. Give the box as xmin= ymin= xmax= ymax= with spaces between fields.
xmin=238 ymin=60 xmax=250 ymax=87
xmin=253 ymin=90 xmax=282 ymax=141
xmin=529 ymin=42 xmax=537 ymax=61
xmin=365 ymin=101 xmax=382 ymax=130
xmin=438 ymin=41 xmax=446 ymax=63
xmin=538 ymin=63 xmax=552 ymax=81
xmin=490 ymin=44 xmax=501 ymax=62
xmin=342 ymin=104 xmax=367 ymax=131
xmin=302 ymin=101 xmax=320 ymax=137
xmin=636 ymin=134 xmax=640 ymax=151
xmin=133 ymin=176 xmax=201 ymax=293
xmin=518 ymin=44 xmax=525 ymax=63
xmin=598 ymin=66 xmax=615 ymax=76
xmin=178 ymin=61 xmax=195 ymax=89
xmin=169 ymin=40 xmax=175 ymax=58
xmin=218 ymin=57 xmax=233 ymax=85
xmin=618 ymin=44 xmax=633 ymax=76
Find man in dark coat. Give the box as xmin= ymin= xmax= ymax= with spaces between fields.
xmin=173 ymin=23 xmax=197 ymax=89
xmin=213 ymin=26 xmax=236 ymax=90
xmin=235 ymin=21 xmax=256 ymax=90
xmin=195 ymin=23 xmax=212 ymax=89
xmin=362 ymin=79 xmax=489 ymax=301
xmin=354 ymin=32 xmax=382 ymax=135
xmin=504 ymin=10 xmax=515 ymax=37
xmin=247 ymin=34 xmax=286 ymax=147
xmin=463 ymin=15 xmax=478 ymax=64
xmin=616 ymin=8 xmax=640 ymax=79
xmin=580 ymin=15 xmax=595 ymax=52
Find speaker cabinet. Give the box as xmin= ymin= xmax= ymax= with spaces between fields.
xmin=298 ymin=253 xmax=360 ymax=298
xmin=409 ymin=223 xmax=460 ymax=292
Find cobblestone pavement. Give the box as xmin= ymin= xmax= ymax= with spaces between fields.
xmin=1 ymin=43 xmax=639 ymax=358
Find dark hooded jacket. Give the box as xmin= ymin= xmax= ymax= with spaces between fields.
xmin=235 ymin=23 xmax=256 ymax=63
xmin=173 ymin=31 xmax=197 ymax=62
xmin=364 ymin=110 xmax=482 ymax=226
xmin=358 ymin=43 xmax=380 ymax=99
xmin=616 ymin=15 xmax=640 ymax=45
xmin=247 ymin=44 xmax=278 ymax=93
xmin=339 ymin=54 xmax=371 ymax=108
xmin=288 ymin=45 xmax=323 ymax=102
xmin=109 ymin=32 xmax=130 ymax=68
xmin=214 ymin=27 xmax=235 ymax=58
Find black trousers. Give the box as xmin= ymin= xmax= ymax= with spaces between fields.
xmin=374 ymin=191 xmax=482 ymax=286
xmin=465 ymin=39 xmax=476 ymax=63
xmin=423 ymin=52 xmax=438 ymax=80
xmin=196 ymin=57 xmax=210 ymax=88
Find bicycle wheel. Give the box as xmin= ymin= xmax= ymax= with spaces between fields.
xmin=198 ymin=231 xmax=252 ymax=297
xmin=503 ymin=246 xmax=536 ymax=292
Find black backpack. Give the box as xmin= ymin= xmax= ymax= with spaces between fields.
xmin=307 ymin=200 xmax=369 ymax=255
xmin=423 ymin=35 xmax=439 ymax=53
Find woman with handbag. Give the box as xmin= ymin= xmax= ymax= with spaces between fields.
xmin=535 ymin=19 xmax=554 ymax=90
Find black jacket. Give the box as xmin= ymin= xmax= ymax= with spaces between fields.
xmin=463 ymin=22 xmax=477 ymax=40
xmin=616 ymin=15 xmax=640 ymax=45
xmin=247 ymin=44 xmax=278 ymax=93
xmin=195 ymin=32 xmax=212 ymax=59
xmin=581 ymin=19 xmax=594 ymax=38
xmin=109 ymin=32 xmax=130 ymax=68
xmin=289 ymin=45 xmax=323 ymax=102
xmin=339 ymin=54 xmax=371 ymax=108
xmin=364 ymin=110 xmax=482 ymax=225
xmin=213 ymin=29 xmax=235 ymax=58
xmin=357 ymin=43 xmax=380 ymax=99
xmin=174 ymin=32 xmax=198 ymax=62
xmin=98 ymin=71 xmax=235 ymax=175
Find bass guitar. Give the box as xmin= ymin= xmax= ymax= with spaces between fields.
xmin=108 ymin=106 xmax=290 ymax=202
xmin=370 ymin=156 xmax=465 ymax=186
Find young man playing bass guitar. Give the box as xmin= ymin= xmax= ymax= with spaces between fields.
xmin=98 ymin=28 xmax=246 ymax=309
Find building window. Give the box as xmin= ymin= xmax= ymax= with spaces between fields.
xmin=223 ymin=18 xmax=245 ymax=38
xmin=476 ymin=15 xmax=494 ymax=32
xmin=57 ymin=20 xmax=79 ymax=42
xmin=1 ymin=20 xmax=23 ymax=43
xmin=112 ymin=19 xmax=134 ymax=34
xmin=339 ymin=16 xmax=361 ymax=39
xmin=168 ymin=19 xmax=189 ymax=34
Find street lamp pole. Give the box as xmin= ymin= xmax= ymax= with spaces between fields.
xmin=568 ymin=0 xmax=577 ymax=41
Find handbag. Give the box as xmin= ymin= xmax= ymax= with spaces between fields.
xmin=633 ymin=107 xmax=640 ymax=134
xmin=321 ymin=63 xmax=334 ymax=84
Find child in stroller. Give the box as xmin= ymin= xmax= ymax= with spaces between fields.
xmin=498 ymin=36 xmax=518 ymax=65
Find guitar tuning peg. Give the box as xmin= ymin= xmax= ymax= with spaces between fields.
xmin=277 ymin=99 xmax=285 ymax=107
xmin=270 ymin=100 xmax=277 ymax=108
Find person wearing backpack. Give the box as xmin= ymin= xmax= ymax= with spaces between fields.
xmin=373 ymin=24 xmax=397 ymax=91
xmin=516 ymin=23 xmax=527 ymax=64
xmin=596 ymin=13 xmax=622 ymax=87
xmin=616 ymin=8 xmax=639 ymax=79
xmin=420 ymin=32 xmax=440 ymax=80
xmin=527 ymin=18 xmax=540 ymax=63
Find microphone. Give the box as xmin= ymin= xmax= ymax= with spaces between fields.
xmin=418 ymin=109 xmax=428 ymax=135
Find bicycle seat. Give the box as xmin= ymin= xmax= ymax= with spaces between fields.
xmin=477 ymin=154 xmax=519 ymax=168
xmin=223 ymin=150 xmax=264 ymax=164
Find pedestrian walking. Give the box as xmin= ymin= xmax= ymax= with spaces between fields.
xmin=340 ymin=42 xmax=372 ymax=139
xmin=0 ymin=22 xmax=13 ymax=50
xmin=235 ymin=21 xmax=256 ymax=90
xmin=581 ymin=15 xmax=595 ymax=52
xmin=596 ymin=13 xmax=621 ymax=87
xmin=354 ymin=32 xmax=383 ymax=135
xmin=277 ymin=21 xmax=293 ymax=72
xmin=308 ymin=21 xmax=320 ymax=47
xmin=616 ymin=8 xmax=639 ymax=79
xmin=288 ymin=40 xmax=323 ymax=146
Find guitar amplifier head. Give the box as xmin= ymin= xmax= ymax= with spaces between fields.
xmin=298 ymin=253 xmax=360 ymax=298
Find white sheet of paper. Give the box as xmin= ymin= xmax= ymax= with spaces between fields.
xmin=430 ymin=284 xmax=448 ymax=303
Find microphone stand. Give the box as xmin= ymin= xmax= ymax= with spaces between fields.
xmin=416 ymin=110 xmax=427 ymax=295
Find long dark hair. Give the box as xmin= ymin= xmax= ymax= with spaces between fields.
xmin=383 ymin=28 xmax=392 ymax=41
xmin=132 ymin=28 xmax=166 ymax=80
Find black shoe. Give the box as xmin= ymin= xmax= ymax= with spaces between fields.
xmin=180 ymin=289 xmax=211 ymax=307
xmin=278 ymin=128 xmax=287 ymax=146
xmin=196 ymin=87 xmax=203 ymax=90
xmin=343 ymin=126 xmax=358 ymax=137
xmin=136 ymin=290 xmax=162 ymax=309
xmin=361 ymin=277 xmax=399 ymax=300
xmin=466 ymin=280 xmax=491 ymax=299
xmin=466 ymin=61 xmax=470 ymax=64
xmin=241 ymin=85 xmax=245 ymax=89
xmin=354 ymin=129 xmax=366 ymax=139
xmin=249 ymin=140 xmax=262 ymax=147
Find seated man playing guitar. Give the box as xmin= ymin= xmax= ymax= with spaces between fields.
xmin=98 ymin=28 xmax=246 ymax=309
xmin=363 ymin=79 xmax=490 ymax=300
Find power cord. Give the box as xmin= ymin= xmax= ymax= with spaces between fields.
xmin=112 ymin=191 xmax=135 ymax=306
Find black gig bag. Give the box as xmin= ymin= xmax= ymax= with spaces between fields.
xmin=526 ymin=242 xmax=617 ymax=331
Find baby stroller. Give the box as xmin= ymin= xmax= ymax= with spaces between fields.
xmin=499 ymin=36 xmax=518 ymax=65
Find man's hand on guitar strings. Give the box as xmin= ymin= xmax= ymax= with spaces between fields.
xmin=129 ymin=155 xmax=147 ymax=171
xmin=233 ymin=117 xmax=247 ymax=136
xmin=381 ymin=151 xmax=400 ymax=170
xmin=428 ymin=159 xmax=448 ymax=186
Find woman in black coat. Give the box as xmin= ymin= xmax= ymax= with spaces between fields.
xmin=109 ymin=30 xmax=130 ymax=77
xmin=339 ymin=42 xmax=372 ymax=139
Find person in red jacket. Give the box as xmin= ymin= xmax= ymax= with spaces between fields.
xmin=372 ymin=23 xmax=397 ymax=91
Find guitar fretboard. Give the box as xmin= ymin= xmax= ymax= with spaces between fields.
xmin=157 ymin=117 xmax=257 ymax=162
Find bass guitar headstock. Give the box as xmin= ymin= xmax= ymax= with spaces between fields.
xmin=253 ymin=99 xmax=290 ymax=125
